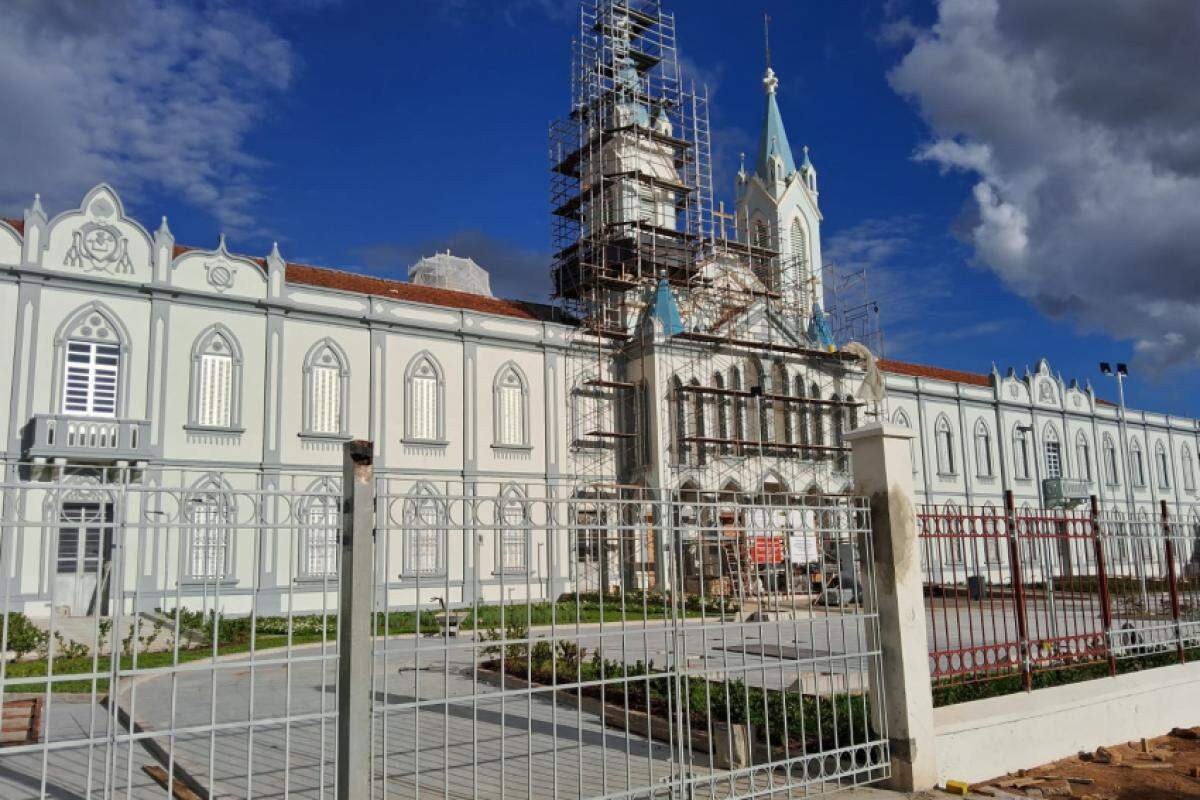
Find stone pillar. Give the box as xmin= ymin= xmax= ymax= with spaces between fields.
xmin=846 ymin=422 xmax=938 ymax=792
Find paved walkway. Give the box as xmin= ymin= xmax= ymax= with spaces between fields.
xmin=0 ymin=615 xmax=883 ymax=799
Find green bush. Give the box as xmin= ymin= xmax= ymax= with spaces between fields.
xmin=3 ymin=612 xmax=47 ymax=658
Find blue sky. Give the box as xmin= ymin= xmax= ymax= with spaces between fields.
xmin=3 ymin=0 xmax=1197 ymax=416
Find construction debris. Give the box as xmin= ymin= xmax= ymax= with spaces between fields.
xmin=1092 ymin=746 xmax=1121 ymax=766
xmin=944 ymin=779 xmax=970 ymax=795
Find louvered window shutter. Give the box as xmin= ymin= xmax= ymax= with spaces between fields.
xmin=63 ymin=340 xmax=121 ymax=417
xmin=198 ymin=353 xmax=233 ymax=427
xmin=310 ymin=365 xmax=342 ymax=434
xmin=412 ymin=369 xmax=438 ymax=440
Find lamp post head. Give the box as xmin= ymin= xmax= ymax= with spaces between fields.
xmin=1100 ymin=362 xmax=1112 ymax=376
xmin=1116 ymin=363 xmax=1129 ymax=376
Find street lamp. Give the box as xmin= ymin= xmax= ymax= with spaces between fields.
xmin=1099 ymin=363 xmax=1135 ymax=516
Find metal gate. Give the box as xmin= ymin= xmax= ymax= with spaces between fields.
xmin=369 ymin=480 xmax=888 ymax=799
xmin=0 ymin=469 xmax=886 ymax=799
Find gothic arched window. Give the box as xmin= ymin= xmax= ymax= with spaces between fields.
xmin=1156 ymin=443 xmax=1171 ymax=489
xmin=1043 ymin=426 xmax=1062 ymax=479
xmin=1102 ymin=434 xmax=1120 ymax=485
xmin=935 ymin=415 xmax=955 ymax=475
xmin=1131 ymin=439 xmax=1147 ymax=487
xmin=189 ymin=325 xmax=243 ymax=430
xmin=55 ymin=302 xmax=130 ymax=418
xmin=1076 ymin=432 xmax=1092 ymax=482
xmin=403 ymin=482 xmax=447 ymax=576
xmin=185 ymin=475 xmax=234 ymax=581
xmin=405 ymin=353 xmax=445 ymax=442
xmin=493 ymin=363 xmax=529 ymax=447
xmin=303 ymin=339 xmax=350 ymax=437
xmin=496 ymin=485 xmax=529 ymax=574
xmin=299 ymin=478 xmax=340 ymax=579
xmin=1183 ymin=445 xmax=1196 ymax=493
xmin=974 ymin=420 xmax=993 ymax=477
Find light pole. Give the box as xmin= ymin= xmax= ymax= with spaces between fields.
xmin=1099 ymin=363 xmax=1136 ymax=516
xmin=1100 ymin=362 xmax=1148 ymax=607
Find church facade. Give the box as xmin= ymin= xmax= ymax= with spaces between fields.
xmin=1 ymin=0 xmax=1197 ymax=617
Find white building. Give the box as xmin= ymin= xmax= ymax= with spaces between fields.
xmin=2 ymin=0 xmax=1197 ymax=618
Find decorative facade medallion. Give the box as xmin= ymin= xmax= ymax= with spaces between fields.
xmin=1009 ymin=384 xmax=1020 ymax=399
xmin=65 ymin=221 xmax=134 ymax=274
xmin=205 ymin=262 xmax=236 ymax=291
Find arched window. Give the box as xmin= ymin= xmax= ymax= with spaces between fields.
xmin=753 ymin=218 xmax=772 ymax=250
xmin=303 ymin=339 xmax=349 ymax=436
xmin=671 ymin=377 xmax=689 ymax=464
xmin=185 ymin=476 xmax=233 ymax=581
xmin=299 ymin=478 xmax=339 ymax=579
xmin=1043 ymin=426 xmax=1062 ymax=479
xmin=934 ymin=415 xmax=955 ymax=475
xmin=810 ymin=382 xmax=825 ymax=460
xmin=790 ymin=219 xmax=811 ymax=314
xmin=403 ymin=483 xmax=447 ymax=576
xmin=981 ymin=502 xmax=1003 ymax=564
xmin=1183 ymin=446 xmax=1196 ymax=493
xmin=405 ymin=353 xmax=444 ymax=442
xmin=493 ymin=363 xmax=529 ymax=447
xmin=55 ymin=303 xmax=129 ymax=418
xmin=893 ymin=409 xmax=916 ymax=473
xmin=974 ymin=420 xmax=993 ymax=477
xmin=832 ymin=388 xmax=847 ymax=472
xmin=1013 ymin=426 xmax=1031 ymax=481
xmin=189 ymin=325 xmax=243 ymax=430
xmin=496 ymin=485 xmax=529 ymax=574
xmin=713 ymin=372 xmax=730 ymax=455
xmin=773 ymin=363 xmax=793 ymax=446
xmin=1103 ymin=435 xmax=1120 ymax=485
xmin=1131 ymin=440 xmax=1146 ymax=487
xmin=942 ymin=502 xmax=965 ymax=564
xmin=1076 ymin=432 xmax=1092 ymax=482
xmin=1155 ymin=443 xmax=1171 ymax=489
xmin=730 ymin=367 xmax=746 ymax=455
xmin=795 ymin=377 xmax=811 ymax=460
xmin=690 ymin=378 xmax=706 ymax=465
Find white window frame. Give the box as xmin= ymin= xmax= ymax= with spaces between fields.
xmin=302 ymin=339 xmax=350 ymax=438
xmin=184 ymin=477 xmax=234 ymax=583
xmin=493 ymin=363 xmax=531 ymax=449
xmin=298 ymin=479 xmax=340 ymax=580
xmin=935 ymin=416 xmax=955 ymax=476
xmin=187 ymin=325 xmax=244 ymax=432
xmin=495 ymin=486 xmax=529 ymax=575
xmin=402 ymin=483 xmax=447 ymax=577
xmin=62 ymin=340 xmax=121 ymax=418
xmin=974 ymin=421 xmax=993 ymax=477
xmin=405 ymin=353 xmax=446 ymax=444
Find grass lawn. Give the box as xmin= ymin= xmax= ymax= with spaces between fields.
xmin=2 ymin=594 xmax=740 ymax=694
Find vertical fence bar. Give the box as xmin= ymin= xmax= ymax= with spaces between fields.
xmin=1004 ymin=490 xmax=1032 ymax=692
xmin=1161 ymin=500 xmax=1186 ymax=664
xmin=338 ymin=441 xmax=375 ymax=800
xmin=1090 ymin=496 xmax=1117 ymax=677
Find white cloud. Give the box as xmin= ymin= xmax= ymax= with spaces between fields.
xmin=888 ymin=0 xmax=1200 ymax=376
xmin=0 ymin=0 xmax=301 ymax=232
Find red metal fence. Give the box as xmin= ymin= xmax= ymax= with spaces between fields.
xmin=920 ymin=493 xmax=1200 ymax=693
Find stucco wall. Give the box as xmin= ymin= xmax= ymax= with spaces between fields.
xmin=933 ymin=661 xmax=1200 ymax=784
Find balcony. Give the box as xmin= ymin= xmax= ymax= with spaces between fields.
xmin=23 ymin=414 xmax=152 ymax=464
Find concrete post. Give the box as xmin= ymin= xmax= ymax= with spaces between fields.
xmin=338 ymin=440 xmax=375 ymax=800
xmin=846 ymin=423 xmax=938 ymax=792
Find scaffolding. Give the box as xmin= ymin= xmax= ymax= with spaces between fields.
xmin=550 ymin=0 xmax=867 ymax=593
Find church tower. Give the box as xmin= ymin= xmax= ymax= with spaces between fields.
xmin=736 ymin=63 xmax=824 ymax=335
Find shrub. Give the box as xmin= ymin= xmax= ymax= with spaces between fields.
xmin=3 ymin=612 xmax=47 ymax=658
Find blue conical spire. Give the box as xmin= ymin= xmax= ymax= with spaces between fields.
xmin=649 ymin=277 xmax=684 ymax=337
xmin=754 ymin=68 xmax=796 ymax=183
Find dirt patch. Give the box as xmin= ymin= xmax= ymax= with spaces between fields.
xmin=976 ymin=729 xmax=1200 ymax=800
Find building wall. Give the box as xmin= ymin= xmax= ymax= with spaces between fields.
xmin=886 ymin=359 xmax=1200 ymax=517
xmin=0 ymin=186 xmax=574 ymax=615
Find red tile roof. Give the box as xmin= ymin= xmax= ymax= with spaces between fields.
xmin=879 ymin=358 xmax=993 ymax=387
xmin=881 ymin=357 xmax=1115 ymax=407
xmin=2 ymin=217 xmax=23 ymax=235
xmin=168 ymin=244 xmax=565 ymax=323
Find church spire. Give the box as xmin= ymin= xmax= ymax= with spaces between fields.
xmin=754 ymin=17 xmax=796 ymax=185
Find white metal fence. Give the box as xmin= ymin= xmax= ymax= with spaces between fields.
xmin=0 ymin=457 xmax=887 ymax=799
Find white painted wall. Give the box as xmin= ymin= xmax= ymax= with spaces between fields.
xmin=934 ymin=661 xmax=1200 ymax=784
